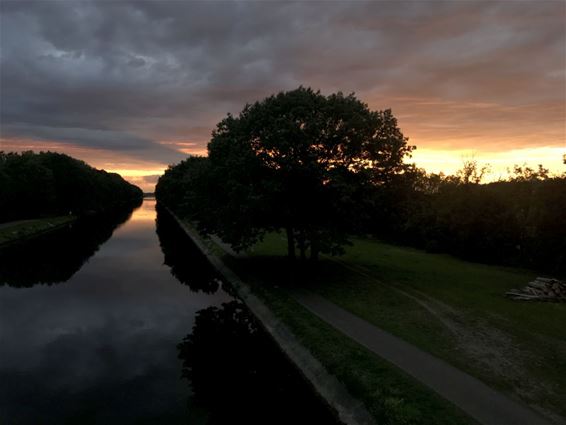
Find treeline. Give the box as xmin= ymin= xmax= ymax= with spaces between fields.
xmin=157 ymin=156 xmax=566 ymax=274
xmin=155 ymin=87 xmax=566 ymax=275
xmin=369 ymin=163 xmax=566 ymax=275
xmin=0 ymin=151 xmax=143 ymax=222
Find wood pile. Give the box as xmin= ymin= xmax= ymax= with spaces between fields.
xmin=506 ymin=277 xmax=566 ymax=302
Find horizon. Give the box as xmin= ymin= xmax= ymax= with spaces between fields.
xmin=1 ymin=1 xmax=565 ymax=192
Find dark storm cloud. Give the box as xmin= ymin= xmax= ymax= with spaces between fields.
xmin=0 ymin=123 xmax=182 ymax=163
xmin=0 ymin=0 xmax=564 ymax=163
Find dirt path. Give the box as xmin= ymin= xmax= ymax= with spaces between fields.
xmin=293 ymin=290 xmax=552 ymax=425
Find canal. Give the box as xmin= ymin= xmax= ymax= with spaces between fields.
xmin=0 ymin=199 xmax=339 ymax=424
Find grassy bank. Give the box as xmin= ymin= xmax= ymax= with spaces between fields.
xmin=235 ymin=269 xmax=476 ymax=424
xmin=0 ymin=216 xmax=76 ymax=246
xmin=222 ymin=233 xmax=565 ymax=424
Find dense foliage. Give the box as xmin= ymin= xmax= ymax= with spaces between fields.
xmin=369 ymin=163 xmax=566 ymax=275
xmin=0 ymin=151 xmax=143 ymax=222
xmin=157 ymin=87 xmax=414 ymax=259
xmin=158 ymin=159 xmax=566 ymax=276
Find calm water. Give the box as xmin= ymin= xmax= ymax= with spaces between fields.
xmin=0 ymin=199 xmax=338 ymax=424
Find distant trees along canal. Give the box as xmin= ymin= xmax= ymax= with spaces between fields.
xmin=0 ymin=151 xmax=143 ymax=222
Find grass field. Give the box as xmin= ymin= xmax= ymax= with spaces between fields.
xmin=225 ymin=258 xmax=476 ymax=425
xmin=0 ymin=216 xmax=76 ymax=246
xmin=225 ymin=233 xmax=566 ymax=424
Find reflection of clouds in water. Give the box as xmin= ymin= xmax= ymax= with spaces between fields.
xmin=0 ymin=200 xmax=232 ymax=423
xmin=128 ymin=198 xmax=158 ymax=223
xmin=0 ymin=228 xmax=231 ymax=370
xmin=0 ymin=303 xmax=196 ymax=423
xmin=33 ymin=317 xmax=183 ymax=386
xmin=0 ymin=326 xmax=190 ymax=423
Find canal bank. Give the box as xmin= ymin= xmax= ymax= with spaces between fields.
xmin=0 ymin=216 xmax=76 ymax=247
xmin=164 ymin=206 xmax=376 ymax=425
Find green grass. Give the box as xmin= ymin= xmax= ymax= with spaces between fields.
xmin=225 ymin=256 xmax=477 ymax=425
xmin=0 ymin=216 xmax=76 ymax=246
xmin=232 ymin=233 xmax=566 ymax=423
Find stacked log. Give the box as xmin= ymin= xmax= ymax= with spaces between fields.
xmin=505 ymin=277 xmax=566 ymax=302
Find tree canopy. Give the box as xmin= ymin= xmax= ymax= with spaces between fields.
xmin=157 ymin=87 xmax=414 ymax=259
xmin=366 ymin=161 xmax=566 ymax=275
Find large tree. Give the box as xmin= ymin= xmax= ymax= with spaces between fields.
xmin=203 ymin=87 xmax=414 ymax=259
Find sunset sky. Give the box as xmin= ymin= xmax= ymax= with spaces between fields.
xmin=1 ymin=1 xmax=564 ymax=191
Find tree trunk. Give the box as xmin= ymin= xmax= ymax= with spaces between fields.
xmin=310 ymin=233 xmax=319 ymax=261
xmin=297 ymin=230 xmax=307 ymax=261
xmin=286 ymin=226 xmax=296 ymax=260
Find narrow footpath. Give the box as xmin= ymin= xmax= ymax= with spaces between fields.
xmin=293 ymin=290 xmax=552 ymax=425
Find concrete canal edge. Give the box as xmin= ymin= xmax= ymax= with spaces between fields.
xmin=167 ymin=208 xmax=376 ymax=425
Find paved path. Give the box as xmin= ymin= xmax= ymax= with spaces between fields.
xmin=293 ymin=290 xmax=552 ymax=425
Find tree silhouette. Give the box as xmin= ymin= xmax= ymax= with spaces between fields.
xmin=158 ymin=87 xmax=414 ymax=260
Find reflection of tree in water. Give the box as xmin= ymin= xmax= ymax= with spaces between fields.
xmin=0 ymin=202 xmax=140 ymax=287
xmin=178 ymin=301 xmax=341 ymax=425
xmin=155 ymin=205 xmax=221 ymax=294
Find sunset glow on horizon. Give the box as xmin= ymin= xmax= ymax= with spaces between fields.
xmin=2 ymin=139 xmax=563 ymax=192
xmin=1 ymin=1 xmax=564 ymax=191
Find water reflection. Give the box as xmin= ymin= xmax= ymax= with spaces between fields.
xmin=178 ymin=300 xmax=341 ymax=425
xmin=155 ymin=205 xmax=220 ymax=294
xmin=0 ymin=201 xmax=339 ymax=424
xmin=0 ymin=200 xmax=231 ymax=424
xmin=0 ymin=201 xmax=140 ymax=287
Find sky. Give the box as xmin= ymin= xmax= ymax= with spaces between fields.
xmin=1 ymin=0 xmax=565 ymax=191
